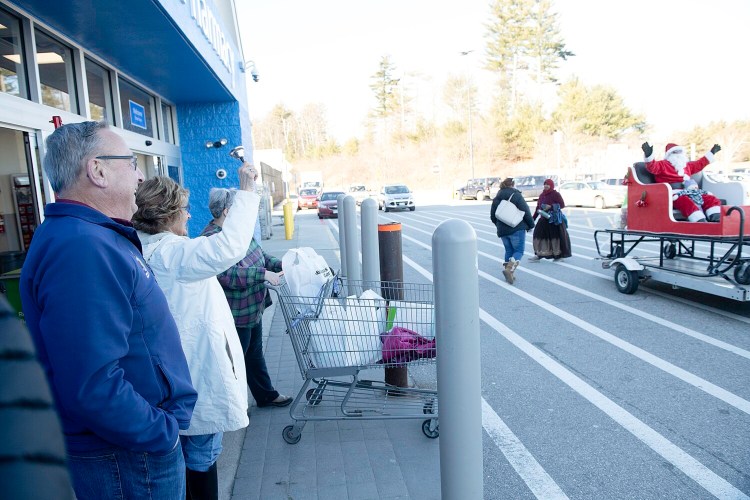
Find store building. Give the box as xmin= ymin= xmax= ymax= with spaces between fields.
xmin=0 ymin=0 xmax=254 ymax=257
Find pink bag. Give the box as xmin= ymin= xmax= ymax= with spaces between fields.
xmin=381 ymin=326 xmax=436 ymax=364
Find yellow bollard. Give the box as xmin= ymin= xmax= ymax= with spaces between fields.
xmin=283 ymin=201 xmax=294 ymax=240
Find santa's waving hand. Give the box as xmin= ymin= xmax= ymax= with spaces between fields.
xmin=642 ymin=142 xmax=723 ymax=222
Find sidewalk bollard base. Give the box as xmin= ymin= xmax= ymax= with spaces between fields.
xmin=385 ymin=366 xmax=408 ymax=389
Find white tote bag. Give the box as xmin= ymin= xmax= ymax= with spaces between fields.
xmin=494 ymin=193 xmax=525 ymax=226
xmin=282 ymin=247 xmax=333 ymax=299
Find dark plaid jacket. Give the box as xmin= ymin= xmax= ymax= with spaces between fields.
xmin=201 ymin=222 xmax=282 ymax=327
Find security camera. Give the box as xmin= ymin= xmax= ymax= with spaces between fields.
xmin=251 ymin=69 xmax=259 ymax=83
xmin=216 ymin=169 xmax=227 ymax=180
xmin=145 ymin=140 xmax=152 ymax=146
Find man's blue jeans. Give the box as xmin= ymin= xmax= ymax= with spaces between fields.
xmin=67 ymin=440 xmax=185 ymax=499
xmin=500 ymin=230 xmax=526 ymax=262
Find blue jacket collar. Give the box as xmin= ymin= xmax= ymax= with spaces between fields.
xmin=44 ymin=202 xmax=142 ymax=252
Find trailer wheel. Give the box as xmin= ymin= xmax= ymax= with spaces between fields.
xmin=663 ymin=242 xmax=677 ymax=259
xmin=735 ymin=261 xmax=750 ymax=285
xmin=614 ymin=264 xmax=639 ymax=294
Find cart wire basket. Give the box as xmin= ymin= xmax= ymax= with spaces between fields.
xmin=267 ymin=275 xmax=439 ymax=444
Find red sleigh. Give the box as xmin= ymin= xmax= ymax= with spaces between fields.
xmin=626 ymin=162 xmax=750 ymax=236
xmin=594 ymin=163 xmax=750 ymax=300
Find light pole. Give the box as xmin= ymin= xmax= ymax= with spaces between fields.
xmin=460 ymin=51 xmax=475 ymax=179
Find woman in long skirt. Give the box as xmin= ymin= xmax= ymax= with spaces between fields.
xmin=530 ymin=178 xmax=572 ymax=260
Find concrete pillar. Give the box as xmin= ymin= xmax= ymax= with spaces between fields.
xmin=432 ymin=219 xmax=483 ymax=499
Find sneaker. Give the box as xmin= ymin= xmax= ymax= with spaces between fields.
xmin=258 ymin=395 xmax=293 ymax=408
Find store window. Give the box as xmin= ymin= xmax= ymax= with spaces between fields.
xmin=119 ymin=78 xmax=155 ymax=138
xmin=34 ymin=29 xmax=78 ymax=113
xmin=161 ymin=102 xmax=175 ymax=144
xmin=0 ymin=8 xmax=29 ymax=99
xmin=85 ymin=58 xmax=115 ymax=124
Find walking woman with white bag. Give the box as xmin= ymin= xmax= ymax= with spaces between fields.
xmin=490 ymin=178 xmax=535 ymax=284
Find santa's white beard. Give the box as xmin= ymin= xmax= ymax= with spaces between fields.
xmin=668 ymin=153 xmax=688 ymax=176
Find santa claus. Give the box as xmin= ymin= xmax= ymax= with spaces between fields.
xmin=642 ymin=142 xmax=722 ymax=222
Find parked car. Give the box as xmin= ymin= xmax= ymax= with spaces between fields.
xmin=597 ymin=177 xmax=628 ymax=198
xmin=348 ymin=184 xmax=373 ymax=205
xmin=557 ymin=181 xmax=623 ymax=209
xmin=458 ymin=177 xmax=502 ymax=200
xmin=317 ymin=191 xmax=345 ymax=219
xmin=297 ymin=188 xmax=319 ymax=210
xmin=516 ymin=175 xmax=560 ymax=201
xmin=378 ymin=184 xmax=415 ymax=212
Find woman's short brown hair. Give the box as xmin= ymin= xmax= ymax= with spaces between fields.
xmin=132 ymin=176 xmax=189 ymax=234
xmin=501 ymin=177 xmax=514 ymax=189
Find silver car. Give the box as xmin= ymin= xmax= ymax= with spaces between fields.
xmin=558 ymin=181 xmax=624 ymax=209
xmin=378 ymin=184 xmax=415 ymax=212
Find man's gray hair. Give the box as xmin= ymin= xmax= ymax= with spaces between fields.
xmin=43 ymin=121 xmax=107 ymax=193
xmin=208 ymin=188 xmax=238 ymax=218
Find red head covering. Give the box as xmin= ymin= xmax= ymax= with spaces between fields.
xmin=544 ymin=178 xmax=555 ymax=190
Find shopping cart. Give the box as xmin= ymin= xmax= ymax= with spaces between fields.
xmin=268 ymin=275 xmax=439 ymax=444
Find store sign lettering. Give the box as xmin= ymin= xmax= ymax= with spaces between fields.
xmin=129 ymin=100 xmax=147 ymax=129
xmin=180 ymin=0 xmax=234 ymax=80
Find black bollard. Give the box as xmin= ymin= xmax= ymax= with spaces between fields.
xmin=378 ymin=222 xmax=408 ymax=388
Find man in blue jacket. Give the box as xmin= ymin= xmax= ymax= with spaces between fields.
xmin=20 ymin=121 xmax=197 ymax=499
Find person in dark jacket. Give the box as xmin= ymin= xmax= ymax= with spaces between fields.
xmin=490 ymin=178 xmax=535 ymax=284
xmin=20 ymin=121 xmax=197 ymax=500
xmin=0 ymin=294 xmax=74 ymax=500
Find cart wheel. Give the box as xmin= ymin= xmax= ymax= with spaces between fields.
xmin=734 ymin=261 xmax=750 ymax=285
xmin=614 ymin=264 xmax=639 ymax=294
xmin=306 ymin=388 xmax=323 ymax=406
xmin=282 ymin=425 xmax=301 ymax=444
xmin=422 ymin=419 xmax=439 ymax=439
xmin=663 ymin=242 xmax=677 ymax=259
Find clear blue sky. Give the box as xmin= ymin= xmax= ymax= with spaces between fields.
xmin=236 ymin=0 xmax=750 ymax=143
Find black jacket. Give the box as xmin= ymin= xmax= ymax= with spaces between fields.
xmin=490 ymin=187 xmax=535 ymax=236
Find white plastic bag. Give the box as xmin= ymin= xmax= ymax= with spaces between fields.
xmin=386 ymin=301 xmax=434 ymax=338
xmin=282 ymin=247 xmax=333 ymax=299
xmin=307 ymin=292 xmax=387 ymax=368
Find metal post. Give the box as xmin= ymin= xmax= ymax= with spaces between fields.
xmin=432 ymin=219 xmax=482 ymax=499
xmin=336 ymin=193 xmax=348 ymax=279
xmin=343 ymin=195 xmax=361 ymax=296
xmin=282 ymin=201 xmax=294 ymax=240
xmin=378 ymin=222 xmax=408 ymax=388
xmin=360 ymin=198 xmax=380 ymax=289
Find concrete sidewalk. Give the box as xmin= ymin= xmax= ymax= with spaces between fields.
xmin=218 ymin=208 xmax=441 ymax=499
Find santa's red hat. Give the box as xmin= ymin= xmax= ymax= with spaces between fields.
xmin=665 ymin=143 xmax=683 ymax=157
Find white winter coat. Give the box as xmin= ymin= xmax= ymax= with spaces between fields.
xmin=138 ymin=191 xmax=260 ymax=435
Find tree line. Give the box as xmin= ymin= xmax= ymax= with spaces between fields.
xmin=252 ymin=0 xmax=750 ymax=189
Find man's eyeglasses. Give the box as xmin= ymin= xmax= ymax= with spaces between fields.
xmin=96 ymin=155 xmax=138 ymax=171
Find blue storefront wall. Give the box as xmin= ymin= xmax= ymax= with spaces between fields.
xmin=177 ymin=101 xmax=253 ymax=237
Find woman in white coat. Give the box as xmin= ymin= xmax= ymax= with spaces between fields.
xmin=132 ymin=164 xmax=259 ymax=500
